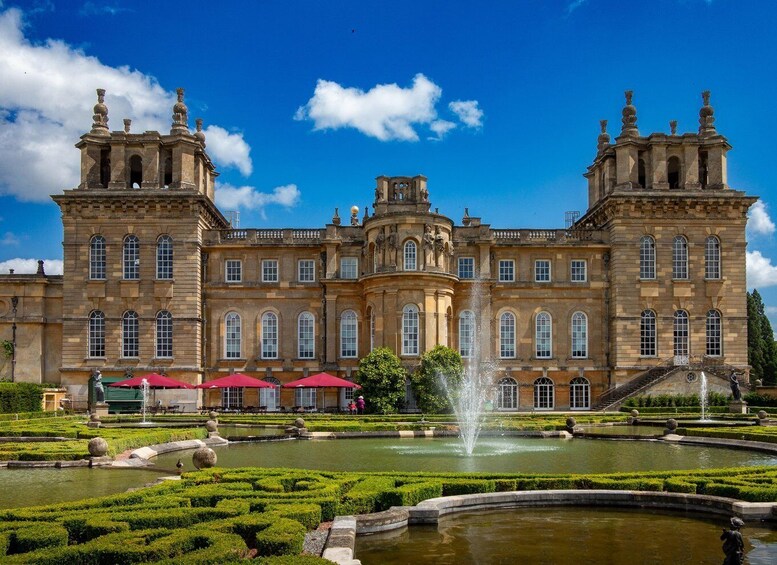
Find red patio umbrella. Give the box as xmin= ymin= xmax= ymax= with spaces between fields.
xmin=282 ymin=372 xmax=360 ymax=411
xmin=196 ymin=373 xmax=276 ymax=389
xmin=282 ymin=373 xmax=361 ymax=389
xmin=108 ymin=373 xmax=193 ymax=389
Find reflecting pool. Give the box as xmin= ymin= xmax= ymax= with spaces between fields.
xmin=355 ymin=508 xmax=777 ymax=565
xmin=154 ymin=436 xmax=777 ymax=474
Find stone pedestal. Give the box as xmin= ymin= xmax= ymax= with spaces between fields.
xmin=728 ymin=400 xmax=748 ymax=414
xmin=94 ymin=402 xmax=110 ymax=419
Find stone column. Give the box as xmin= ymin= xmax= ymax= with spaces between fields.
xmin=650 ymin=143 xmax=668 ymax=189
xmin=615 ymin=144 xmax=638 ymax=186
xmin=683 ymin=143 xmax=700 ymax=189
xmin=424 ymin=290 xmax=436 ymax=352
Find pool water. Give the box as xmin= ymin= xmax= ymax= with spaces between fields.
xmin=355 ymin=507 xmax=777 ymax=565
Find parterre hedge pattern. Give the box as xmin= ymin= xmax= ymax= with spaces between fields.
xmin=2 ymin=465 xmax=777 ymax=563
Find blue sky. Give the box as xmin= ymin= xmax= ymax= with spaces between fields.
xmin=0 ymin=0 xmax=776 ymax=330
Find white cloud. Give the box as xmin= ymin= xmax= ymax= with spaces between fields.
xmin=203 ymin=125 xmax=252 ymax=176
xmin=0 ymin=232 xmax=19 ymax=246
xmin=295 ymin=73 xmax=444 ymax=142
xmin=449 ymin=100 xmax=483 ymax=128
xmin=429 ymin=119 xmax=457 ymax=141
xmin=0 ymin=258 xmax=63 ymax=275
xmin=215 ymin=183 xmax=300 ymax=217
xmin=0 ymin=7 xmax=252 ymax=202
xmin=767 ymin=306 xmax=777 ymax=316
xmin=746 ymin=250 xmax=777 ymax=289
xmin=566 ymin=0 xmax=588 ymax=15
xmin=748 ymin=200 xmax=776 ymax=237
xmin=80 ymin=2 xmax=132 ymax=17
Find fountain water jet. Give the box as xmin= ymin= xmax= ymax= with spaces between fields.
xmin=699 ymin=371 xmax=710 ymax=422
xmin=140 ymin=378 xmax=150 ymax=424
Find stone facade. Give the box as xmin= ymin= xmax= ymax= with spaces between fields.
xmin=0 ymin=90 xmax=756 ymax=410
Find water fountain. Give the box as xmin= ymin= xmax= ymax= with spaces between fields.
xmin=140 ymin=378 xmax=150 ymax=425
xmin=699 ymin=371 xmax=710 ymax=422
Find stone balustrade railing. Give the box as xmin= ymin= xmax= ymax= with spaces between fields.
xmin=218 ymin=229 xmax=324 ymax=243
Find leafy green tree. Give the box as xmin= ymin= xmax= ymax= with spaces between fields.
xmin=355 ymin=347 xmax=406 ymax=414
xmin=410 ymin=345 xmax=464 ymax=413
xmin=748 ymin=290 xmax=777 ymax=384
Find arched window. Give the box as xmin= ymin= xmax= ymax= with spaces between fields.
xmin=89 ymin=235 xmax=106 ymax=280
xmin=497 ymin=377 xmax=518 ymax=410
xmin=225 ymin=312 xmax=241 ymax=359
xmin=88 ymin=310 xmax=105 ymax=358
xmin=404 ymin=240 xmax=417 ymax=271
xmin=667 ymin=156 xmax=681 ymax=189
xmin=705 ymin=236 xmax=721 ymax=279
xmin=672 ymin=236 xmax=688 ymax=279
xmin=260 ymin=376 xmax=281 ymax=411
xmin=571 ymin=312 xmax=588 ymax=358
xmin=123 ymin=235 xmax=139 ymax=280
xmin=500 ymin=312 xmax=516 ymax=358
xmin=570 ymin=376 xmax=590 ymax=409
xmin=459 ymin=310 xmax=475 ymax=359
xmin=261 ymin=312 xmax=278 ymax=359
xmin=402 ymin=304 xmax=419 ymax=356
xmin=156 ymin=235 xmax=173 ymax=280
xmin=156 ymin=310 xmax=173 ymax=358
xmin=534 ymin=377 xmax=554 ymax=409
xmin=673 ymin=310 xmax=689 ymax=358
xmin=129 ymin=154 xmax=143 ymax=188
xmin=122 ymin=310 xmax=139 ymax=358
xmin=535 ymin=312 xmax=552 ymax=359
xmin=706 ymin=310 xmax=722 ymax=357
xmin=640 ymin=236 xmax=655 ymax=280
xmin=298 ymin=312 xmax=315 ymax=359
xmin=640 ymin=310 xmax=656 ymax=357
xmin=340 ymin=310 xmax=357 ymax=358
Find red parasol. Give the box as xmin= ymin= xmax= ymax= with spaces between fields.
xmin=196 ymin=373 xmax=276 ymax=389
xmin=108 ymin=373 xmax=193 ymax=389
xmin=282 ymin=372 xmax=361 ymax=389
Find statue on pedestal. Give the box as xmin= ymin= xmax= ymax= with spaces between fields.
xmin=93 ymin=370 xmax=105 ymax=403
xmin=720 ymin=517 xmax=745 ymax=565
xmin=729 ymin=371 xmax=742 ymax=401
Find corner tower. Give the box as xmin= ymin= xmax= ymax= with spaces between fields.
xmin=580 ymin=91 xmax=756 ymax=390
xmin=53 ymin=89 xmax=229 ymax=391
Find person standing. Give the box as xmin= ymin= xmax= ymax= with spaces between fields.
xmin=356 ymin=395 xmax=365 ymax=415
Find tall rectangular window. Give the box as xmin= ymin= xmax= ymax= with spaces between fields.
xmin=340 ymin=257 xmax=358 ymax=279
xmin=123 ymin=235 xmax=139 ymax=280
xmin=262 ymin=259 xmax=278 ymax=282
xmin=225 ymin=260 xmax=242 ymax=283
xmin=458 ymin=257 xmax=474 ymax=279
xmin=402 ymin=305 xmax=419 ymax=356
xmin=570 ymin=260 xmax=587 ymax=282
xmin=535 ymin=260 xmax=551 ymax=282
xmin=298 ymin=259 xmax=315 ymax=282
xmin=640 ymin=311 xmax=656 ymax=357
xmin=340 ymin=311 xmax=358 ymax=358
xmin=261 ymin=313 xmax=278 ymax=359
xmin=295 ymin=388 xmax=316 ymax=408
xmin=156 ymin=311 xmax=173 ymax=358
xmin=221 ymin=387 xmax=243 ymax=410
xmin=90 ymin=236 xmax=106 ymax=280
xmin=122 ymin=311 xmax=139 ymax=358
xmin=88 ymin=311 xmax=105 ymax=358
xmin=640 ymin=236 xmax=656 ymax=280
xmin=498 ymin=260 xmax=515 ymax=282
xmin=298 ymin=313 xmax=315 ymax=359
xmin=705 ymin=236 xmax=721 ymax=280
xmin=156 ymin=236 xmax=173 ymax=280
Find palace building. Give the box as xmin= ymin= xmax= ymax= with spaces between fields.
xmin=0 ymin=89 xmax=756 ymax=411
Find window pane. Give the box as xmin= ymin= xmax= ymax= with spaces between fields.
xmin=298 ymin=259 xmax=315 ymax=282
xmin=262 ymin=313 xmax=278 ymax=358
xmin=535 ymin=260 xmax=551 ymax=282
xmin=340 ymin=311 xmax=357 ymax=358
xmin=403 ymin=305 xmax=419 ymax=355
xmin=673 ymin=310 xmax=689 ymax=357
xmin=157 ymin=236 xmax=173 ymax=279
xmin=90 ymin=236 xmax=106 ymax=280
xmin=341 ymin=257 xmax=358 ymax=279
xmin=500 ymin=312 xmax=515 ymax=358
xmin=89 ymin=311 xmax=105 ymax=357
xmin=122 ymin=311 xmax=139 ymax=357
xmin=156 ymin=311 xmax=173 ymax=358
xmin=123 ymin=236 xmax=139 ymax=280
xmin=262 ymin=260 xmax=278 ymax=282
xmin=498 ymin=260 xmax=514 ymax=282
xmin=673 ymin=236 xmax=688 ymax=279
xmin=226 ymin=260 xmax=242 ymax=282
xmin=640 ymin=310 xmax=656 ymax=356
xmin=459 ymin=311 xmax=475 ymax=358
xmin=458 ymin=257 xmax=474 ymax=279
xmin=571 ymin=260 xmax=586 ymax=282
xmin=298 ymin=312 xmax=315 ymax=359
xmin=497 ymin=378 xmax=518 ymax=410
xmin=706 ymin=310 xmax=722 ymax=356
xmin=404 ymin=241 xmax=417 ymax=271
xmin=640 ymin=237 xmax=655 ymax=279
xmin=536 ymin=312 xmax=552 ymax=358
xmin=571 ymin=312 xmax=587 ymax=358
xmin=570 ymin=377 xmax=590 ymax=409
xmin=225 ymin=313 xmax=241 ymax=359
xmin=533 ymin=377 xmax=554 ymax=409
xmin=705 ymin=237 xmax=721 ymax=279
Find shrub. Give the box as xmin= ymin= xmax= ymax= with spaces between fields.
xmin=355 ymin=348 xmax=407 ymax=414
xmin=410 ymin=345 xmax=464 ymax=414
xmin=8 ymin=523 xmax=68 ymax=554
xmin=0 ymin=383 xmax=43 ymax=414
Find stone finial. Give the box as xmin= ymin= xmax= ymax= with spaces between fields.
xmin=171 ymin=87 xmax=189 ymax=134
xmin=597 ymin=119 xmax=611 ymax=153
xmin=332 ymin=207 xmax=341 ymax=226
xmin=669 ymin=120 xmax=677 ymax=135
xmin=362 ymin=206 xmax=369 ymax=222
xmin=36 ymin=260 xmax=45 ymax=275
xmin=699 ymin=90 xmax=716 ymax=136
xmin=123 ymin=119 xmax=131 ymax=133
xmin=90 ymin=88 xmax=109 ymax=135
xmin=463 ymin=207 xmax=471 ymax=226
xmin=194 ymin=118 xmax=206 ymax=146
xmin=620 ymin=90 xmax=638 ymax=137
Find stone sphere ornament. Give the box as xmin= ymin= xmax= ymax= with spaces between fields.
xmin=89 ymin=413 xmax=101 ymax=422
xmin=192 ymin=447 xmax=217 ymax=470
xmin=205 ymin=420 xmax=218 ymax=432
xmin=88 ymin=437 xmax=109 ymax=457
xmin=294 ymin=417 xmax=305 ymax=429
xmin=630 ymin=409 xmax=639 ymax=418
xmin=208 ymin=411 xmax=218 ymax=420
xmin=665 ymin=418 xmax=678 ymax=432
xmin=758 ymin=410 xmax=768 ymax=420
xmin=565 ymin=417 xmax=576 ymax=429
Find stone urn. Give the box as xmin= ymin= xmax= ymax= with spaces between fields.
xmin=294 ymin=417 xmax=305 ymax=429
xmin=665 ymin=418 xmax=678 ymax=433
xmin=192 ymin=447 xmax=217 ymax=470
xmin=88 ymin=437 xmax=109 ymax=457
xmin=758 ymin=410 xmax=768 ymax=421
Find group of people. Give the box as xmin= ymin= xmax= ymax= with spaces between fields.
xmin=347 ymin=395 xmax=365 ymax=415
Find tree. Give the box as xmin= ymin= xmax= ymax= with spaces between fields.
xmin=410 ymin=345 xmax=464 ymax=414
xmin=355 ymin=348 xmax=406 ymax=414
xmin=748 ymin=290 xmax=777 ymax=385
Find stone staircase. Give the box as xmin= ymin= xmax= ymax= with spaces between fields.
xmin=592 ymin=356 xmax=746 ymax=412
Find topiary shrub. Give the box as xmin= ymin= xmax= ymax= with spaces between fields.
xmin=410 ymin=345 xmax=464 ymax=414
xmin=0 ymin=383 xmax=43 ymax=414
